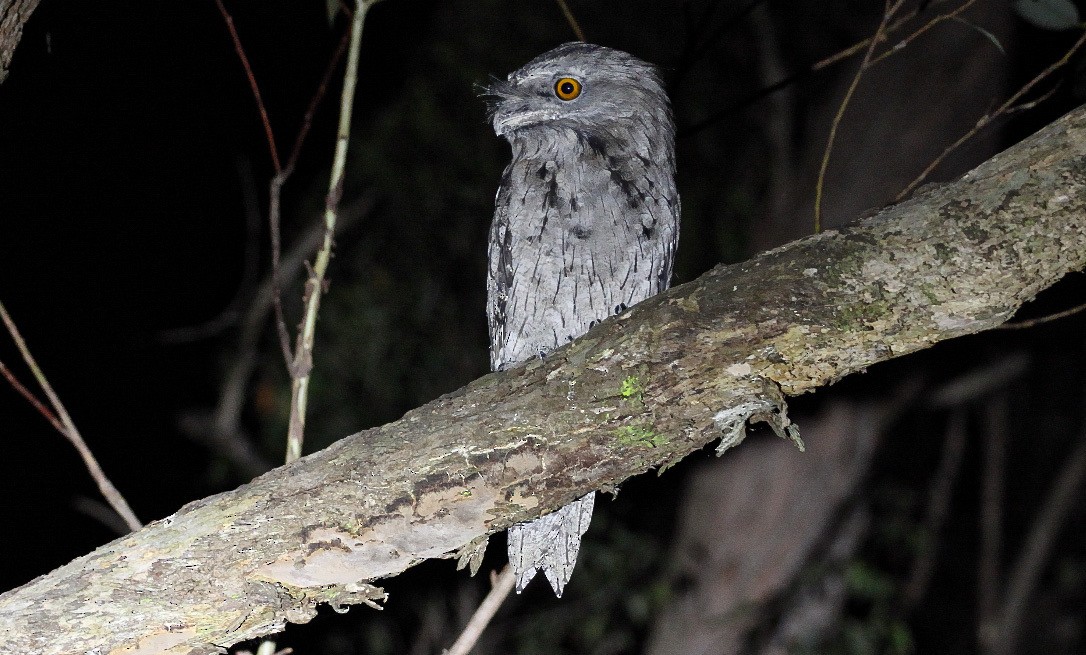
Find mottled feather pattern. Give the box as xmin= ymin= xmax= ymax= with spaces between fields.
xmin=485 ymin=42 xmax=679 ymax=594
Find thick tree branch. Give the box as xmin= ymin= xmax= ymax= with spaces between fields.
xmin=2 ymin=106 xmax=1086 ymax=655
xmin=0 ymin=0 xmax=40 ymax=85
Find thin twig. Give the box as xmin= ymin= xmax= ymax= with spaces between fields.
xmin=997 ymin=299 xmax=1086 ymax=330
xmin=896 ymin=29 xmax=1086 ymax=202
xmin=212 ymin=0 xmax=369 ymax=466
xmin=988 ymin=412 xmax=1086 ymax=655
xmin=285 ymin=23 xmax=353 ymax=173
xmin=1001 ymin=84 xmax=1061 ymax=115
xmin=214 ymin=0 xmax=281 ymax=173
xmin=445 ymin=567 xmax=517 ymax=655
xmin=977 ymin=395 xmax=1007 ymax=653
xmin=0 ymin=300 xmax=142 ymax=533
xmin=269 ymin=170 xmax=296 ymax=368
xmin=0 ymin=359 xmax=63 ymax=432
xmin=808 ymin=0 xmax=961 ymax=72
xmin=554 ymin=0 xmax=586 ymax=42
xmin=814 ymin=0 xmax=904 ymax=232
xmin=272 ymin=13 xmax=353 ymax=370
xmin=214 ymin=3 xmax=353 ymax=368
xmin=284 ymin=0 xmax=371 ymax=464
xmin=869 ymin=0 xmax=980 ymax=66
xmin=180 ymin=194 xmax=372 ymax=478
xmin=239 ymin=196 xmax=372 ymax=430
xmin=679 ymin=0 xmax=961 ymax=138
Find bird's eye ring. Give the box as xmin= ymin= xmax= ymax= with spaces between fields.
xmin=554 ymin=77 xmax=582 ymax=101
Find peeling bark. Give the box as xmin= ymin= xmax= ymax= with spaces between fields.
xmin=1 ymin=106 xmax=1085 ymax=655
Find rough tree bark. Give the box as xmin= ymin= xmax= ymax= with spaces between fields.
xmin=1 ymin=104 xmax=1085 ymax=654
xmin=0 ymin=0 xmax=40 ymax=84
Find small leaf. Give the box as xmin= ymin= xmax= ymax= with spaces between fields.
xmin=1013 ymin=0 xmax=1081 ymax=31
xmin=951 ymin=17 xmax=1007 ymax=56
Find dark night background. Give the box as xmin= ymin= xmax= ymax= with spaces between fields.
xmin=2 ymin=1 xmax=1086 ymax=653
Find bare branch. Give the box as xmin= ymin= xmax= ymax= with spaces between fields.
xmin=554 ymin=0 xmax=586 ymax=41
xmin=869 ymin=0 xmax=981 ymax=66
xmin=179 ymin=194 xmax=372 ymax=477
xmin=271 ymin=11 xmax=353 ymax=369
xmin=269 ymin=169 xmax=297 ymax=367
xmin=214 ymin=0 xmax=281 ymax=173
xmin=997 ymin=296 xmax=1086 ymax=331
xmin=284 ymin=0 xmax=372 ymax=464
xmin=897 ymin=29 xmax=1086 ymax=201
xmin=444 ymin=567 xmax=517 ymax=655
xmin=0 ymin=300 xmax=142 ymax=533
xmin=0 ymin=358 xmax=63 ymax=432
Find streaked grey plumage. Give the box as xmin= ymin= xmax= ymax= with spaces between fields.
xmin=486 ymin=42 xmax=679 ymax=596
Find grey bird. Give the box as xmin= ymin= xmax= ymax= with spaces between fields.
xmin=485 ymin=42 xmax=680 ymax=596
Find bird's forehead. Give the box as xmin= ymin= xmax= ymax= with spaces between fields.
xmin=496 ymin=44 xmax=662 ymax=100
xmin=510 ymin=62 xmax=586 ymax=83
xmin=509 ymin=55 xmax=652 ymax=88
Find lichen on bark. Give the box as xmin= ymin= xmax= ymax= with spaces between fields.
xmin=1 ymin=105 xmax=1085 ymax=655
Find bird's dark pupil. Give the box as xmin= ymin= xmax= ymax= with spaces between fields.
xmin=561 ymin=82 xmax=574 ymax=94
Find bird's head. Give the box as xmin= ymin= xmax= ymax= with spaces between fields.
xmin=483 ymin=42 xmax=671 ymax=145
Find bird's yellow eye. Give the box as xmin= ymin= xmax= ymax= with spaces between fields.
xmin=554 ymin=77 xmax=582 ymax=101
